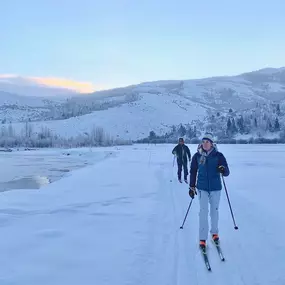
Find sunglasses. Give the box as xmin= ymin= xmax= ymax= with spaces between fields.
xmin=202 ymin=140 xmax=211 ymax=144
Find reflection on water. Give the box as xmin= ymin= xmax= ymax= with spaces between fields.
xmin=0 ymin=176 xmax=50 ymax=192
xmin=0 ymin=149 xmax=104 ymax=192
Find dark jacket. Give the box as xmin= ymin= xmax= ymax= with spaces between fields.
xmin=190 ymin=145 xmax=229 ymax=191
xmin=172 ymin=144 xmax=191 ymax=163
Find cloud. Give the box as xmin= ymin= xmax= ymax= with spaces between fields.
xmin=30 ymin=77 xmax=98 ymax=93
xmin=0 ymin=74 xmax=17 ymax=78
xmin=0 ymin=74 xmax=107 ymax=93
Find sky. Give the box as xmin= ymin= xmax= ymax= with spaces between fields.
xmin=1 ymin=0 xmax=285 ymax=91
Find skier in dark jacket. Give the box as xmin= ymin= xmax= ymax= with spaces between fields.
xmin=172 ymin=137 xmax=191 ymax=183
xmin=188 ymin=133 xmax=229 ymax=249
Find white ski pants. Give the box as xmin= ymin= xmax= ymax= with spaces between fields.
xmin=198 ymin=189 xmax=221 ymax=241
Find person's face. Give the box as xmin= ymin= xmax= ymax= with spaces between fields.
xmin=202 ymin=139 xmax=212 ymax=151
xmin=179 ymin=140 xmax=184 ymax=145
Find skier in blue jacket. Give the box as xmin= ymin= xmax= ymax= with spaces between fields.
xmin=188 ymin=133 xmax=230 ymax=249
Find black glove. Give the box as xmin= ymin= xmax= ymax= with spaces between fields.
xmin=189 ymin=186 xmax=197 ymax=199
xmin=217 ymin=165 xmax=225 ymax=175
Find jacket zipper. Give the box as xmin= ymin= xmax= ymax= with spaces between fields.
xmin=206 ymin=157 xmax=210 ymax=191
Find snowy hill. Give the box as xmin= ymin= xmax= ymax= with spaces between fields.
xmin=11 ymin=91 xmax=207 ymax=140
xmin=58 ymin=66 xmax=285 ymax=121
xmin=0 ymin=90 xmax=48 ymax=107
xmin=2 ymin=67 xmax=285 ymax=142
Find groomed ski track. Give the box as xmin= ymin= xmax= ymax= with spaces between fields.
xmin=130 ymin=144 xmax=285 ymax=285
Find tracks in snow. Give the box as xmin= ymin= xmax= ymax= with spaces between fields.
xmin=125 ymin=149 xmax=285 ymax=285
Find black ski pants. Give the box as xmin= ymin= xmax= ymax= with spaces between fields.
xmin=177 ymin=160 xmax=188 ymax=180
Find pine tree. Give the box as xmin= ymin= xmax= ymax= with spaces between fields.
xmin=149 ymin=131 xmax=156 ymax=140
xmin=276 ymin=104 xmax=281 ymax=116
xmin=186 ymin=126 xmax=193 ymax=138
xmin=268 ymin=120 xmax=273 ymax=132
xmin=237 ymin=115 xmax=245 ymax=134
xmin=193 ymin=126 xmax=197 ymax=137
xmin=274 ymin=118 xmax=280 ymax=131
xmin=178 ymin=124 xmax=186 ymax=136
xmin=226 ymin=118 xmax=232 ymax=135
xmin=231 ymin=118 xmax=238 ymax=133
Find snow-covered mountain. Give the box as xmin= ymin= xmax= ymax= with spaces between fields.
xmin=1 ymin=67 xmax=285 ymax=142
xmin=64 ymin=66 xmax=285 ymax=115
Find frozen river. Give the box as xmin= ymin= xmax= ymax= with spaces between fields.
xmin=0 ymin=148 xmax=112 ymax=192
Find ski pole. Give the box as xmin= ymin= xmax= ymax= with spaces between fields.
xmin=170 ymin=155 xmax=176 ymax=183
xmin=180 ymin=198 xmax=193 ymax=229
xmin=221 ymin=175 xmax=238 ymax=230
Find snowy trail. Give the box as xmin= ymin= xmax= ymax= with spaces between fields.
xmin=150 ymin=144 xmax=285 ymax=285
xmin=0 ymin=144 xmax=284 ymax=284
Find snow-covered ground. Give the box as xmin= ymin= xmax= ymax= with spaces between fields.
xmin=0 ymin=143 xmax=284 ymax=285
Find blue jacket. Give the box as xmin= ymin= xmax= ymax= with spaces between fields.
xmin=190 ymin=146 xmax=230 ymax=191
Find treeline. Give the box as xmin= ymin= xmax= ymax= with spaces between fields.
xmin=45 ymin=92 xmax=140 ymax=121
xmin=0 ymin=123 xmax=132 ymax=148
xmin=136 ymin=130 xmax=285 ymax=144
xmin=0 ymin=92 xmax=141 ymax=123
